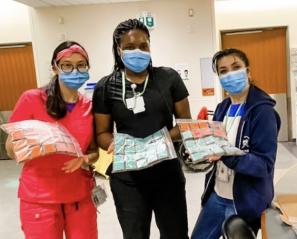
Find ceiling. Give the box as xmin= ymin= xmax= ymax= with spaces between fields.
xmin=14 ymin=0 xmax=150 ymax=8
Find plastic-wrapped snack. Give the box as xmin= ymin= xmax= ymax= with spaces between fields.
xmin=176 ymin=119 xmax=245 ymax=172
xmin=113 ymin=127 xmax=176 ymax=173
xmin=1 ymin=120 xmax=83 ymax=163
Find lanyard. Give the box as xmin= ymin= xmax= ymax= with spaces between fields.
xmin=224 ymin=103 xmax=244 ymax=133
xmin=121 ymin=71 xmax=149 ymax=107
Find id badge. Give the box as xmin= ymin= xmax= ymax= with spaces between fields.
xmin=92 ymin=184 xmax=107 ymax=208
xmin=126 ymin=96 xmax=145 ymax=114
xmin=216 ymin=162 xmax=230 ymax=183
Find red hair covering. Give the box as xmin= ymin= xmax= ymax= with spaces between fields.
xmin=56 ymin=44 xmax=88 ymax=62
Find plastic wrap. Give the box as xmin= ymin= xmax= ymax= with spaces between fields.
xmin=176 ymin=119 xmax=245 ymax=170
xmin=1 ymin=120 xmax=83 ymax=163
xmin=113 ymin=127 xmax=176 ymax=173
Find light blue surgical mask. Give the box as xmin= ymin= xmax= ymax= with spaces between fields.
xmin=59 ymin=70 xmax=89 ymax=90
xmin=121 ymin=49 xmax=151 ymax=73
xmin=219 ymin=68 xmax=249 ymax=94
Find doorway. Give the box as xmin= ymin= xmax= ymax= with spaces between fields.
xmin=0 ymin=43 xmax=37 ymax=111
xmin=221 ymin=27 xmax=289 ymax=141
xmin=0 ymin=43 xmax=37 ymax=159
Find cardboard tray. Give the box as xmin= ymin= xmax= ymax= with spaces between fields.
xmin=274 ymin=194 xmax=297 ymax=228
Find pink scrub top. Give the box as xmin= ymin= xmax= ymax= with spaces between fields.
xmin=9 ymin=89 xmax=95 ymax=203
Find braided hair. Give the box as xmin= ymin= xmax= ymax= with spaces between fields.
xmin=45 ymin=41 xmax=88 ymax=119
xmin=112 ymin=19 xmax=151 ymax=71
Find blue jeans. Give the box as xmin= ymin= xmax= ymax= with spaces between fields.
xmin=191 ymin=192 xmax=236 ymax=239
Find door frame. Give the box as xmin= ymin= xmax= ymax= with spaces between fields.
xmin=219 ymin=26 xmax=293 ymax=140
xmin=0 ymin=42 xmax=37 ymax=111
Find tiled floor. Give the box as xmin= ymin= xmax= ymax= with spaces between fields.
xmin=0 ymin=142 xmax=296 ymax=239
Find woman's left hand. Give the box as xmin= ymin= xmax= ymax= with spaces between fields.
xmin=208 ymin=155 xmax=221 ymax=162
xmin=107 ymin=141 xmax=114 ymax=154
xmin=62 ymin=156 xmax=89 ymax=173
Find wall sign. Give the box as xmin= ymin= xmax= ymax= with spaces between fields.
xmin=200 ymin=57 xmax=215 ymax=96
xmin=138 ymin=11 xmax=155 ymax=29
xmin=174 ymin=63 xmax=190 ymax=81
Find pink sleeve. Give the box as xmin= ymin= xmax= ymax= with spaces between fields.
xmin=9 ymin=91 xmax=34 ymax=123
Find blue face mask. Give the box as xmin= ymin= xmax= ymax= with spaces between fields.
xmin=219 ymin=68 xmax=249 ymax=94
xmin=59 ymin=71 xmax=89 ymax=90
xmin=121 ymin=49 xmax=151 ymax=73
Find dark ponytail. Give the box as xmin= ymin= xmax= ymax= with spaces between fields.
xmin=45 ymin=76 xmax=67 ymax=118
xmin=45 ymin=41 xmax=88 ymax=119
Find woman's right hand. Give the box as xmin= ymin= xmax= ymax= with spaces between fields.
xmin=5 ymin=135 xmax=15 ymax=159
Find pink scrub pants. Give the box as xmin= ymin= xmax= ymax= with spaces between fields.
xmin=20 ymin=197 xmax=98 ymax=239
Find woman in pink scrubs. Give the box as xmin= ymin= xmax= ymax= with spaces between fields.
xmin=5 ymin=41 xmax=98 ymax=239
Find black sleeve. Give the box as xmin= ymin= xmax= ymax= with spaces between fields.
xmin=169 ymin=68 xmax=189 ymax=102
xmin=92 ymin=77 xmax=110 ymax=114
xmin=212 ymin=103 xmax=222 ymax=121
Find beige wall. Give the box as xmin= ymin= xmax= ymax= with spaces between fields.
xmin=29 ymin=0 xmax=218 ymax=117
xmin=215 ymin=0 xmax=297 ymax=139
xmin=0 ymin=0 xmax=31 ymax=44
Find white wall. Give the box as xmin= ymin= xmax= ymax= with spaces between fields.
xmin=29 ymin=0 xmax=217 ymax=118
xmin=0 ymin=0 xmax=31 ymax=44
xmin=215 ymin=0 xmax=297 ymax=139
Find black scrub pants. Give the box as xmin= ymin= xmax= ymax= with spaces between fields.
xmin=110 ymin=162 xmax=189 ymax=239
